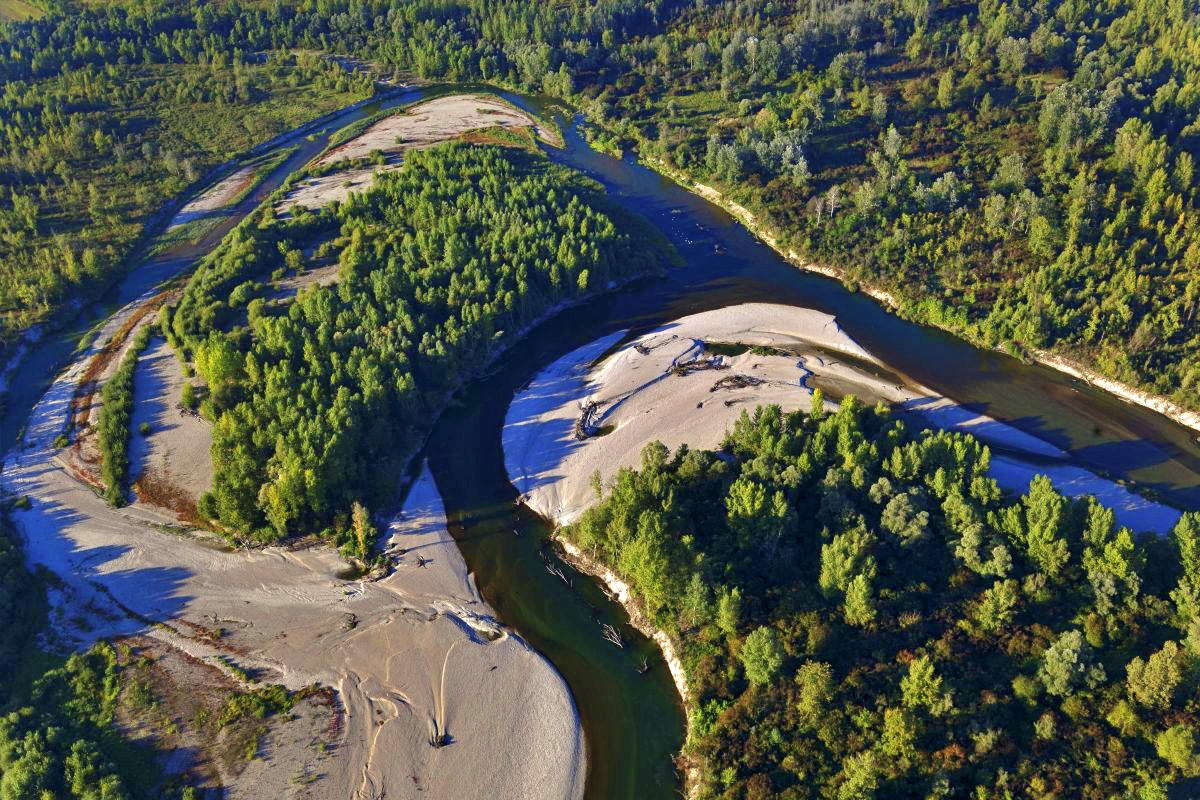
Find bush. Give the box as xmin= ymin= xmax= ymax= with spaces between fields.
xmin=180 ymin=381 xmax=196 ymax=410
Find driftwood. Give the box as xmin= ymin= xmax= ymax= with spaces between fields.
xmin=671 ymin=356 xmax=728 ymax=377
xmin=545 ymin=562 xmax=572 ymax=586
xmin=710 ymin=374 xmax=766 ymax=392
xmin=634 ymin=334 xmax=680 ymax=356
xmin=539 ymin=548 xmax=573 ymax=585
xmin=574 ymin=401 xmax=600 ymax=440
xmin=175 ymin=403 xmax=200 ymax=418
xmin=601 ymin=623 xmax=624 ymax=648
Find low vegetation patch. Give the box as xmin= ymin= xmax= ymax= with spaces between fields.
xmin=97 ymin=325 xmax=151 ymax=506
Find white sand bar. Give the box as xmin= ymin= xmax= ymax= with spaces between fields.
xmin=169 ymin=164 xmax=256 ymax=229
xmin=3 ymin=290 xmax=584 ymax=800
xmin=280 ymin=94 xmax=552 ymax=213
xmin=316 ymin=94 xmax=551 ymax=167
xmin=503 ymin=303 xmax=1180 ymax=533
xmin=128 ymin=337 xmax=214 ymax=508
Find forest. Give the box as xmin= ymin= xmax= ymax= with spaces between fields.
xmin=165 ymin=142 xmax=669 ymax=545
xmin=0 ymin=0 xmax=1196 ymax=426
xmin=3 ymin=0 xmax=1200 ymax=796
xmin=565 ymin=398 xmax=1200 ymax=798
xmin=573 ymin=0 xmax=1200 ymax=411
xmin=4 ymin=0 xmax=1198 ymax=411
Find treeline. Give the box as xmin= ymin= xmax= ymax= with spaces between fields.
xmin=96 ymin=324 xmax=151 ymax=507
xmin=0 ymin=0 xmax=678 ymax=356
xmin=164 ymin=143 xmax=668 ymax=543
xmin=565 ymin=398 xmax=1200 ymax=797
xmin=591 ymin=0 xmax=1200 ymax=409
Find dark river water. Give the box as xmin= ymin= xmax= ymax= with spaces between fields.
xmin=4 ymin=86 xmax=1199 ymax=800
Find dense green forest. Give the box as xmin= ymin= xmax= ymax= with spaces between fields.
xmin=591 ymin=0 xmax=1200 ymax=411
xmin=566 ymin=399 xmax=1200 ymax=798
xmin=166 ymin=142 xmax=669 ymax=544
xmin=4 ymin=0 xmax=1198 ymax=409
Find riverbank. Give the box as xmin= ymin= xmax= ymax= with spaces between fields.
xmin=4 ymin=334 xmax=587 ymax=800
xmin=642 ymin=157 xmax=1200 ymax=438
xmin=553 ymin=537 xmax=700 ymax=800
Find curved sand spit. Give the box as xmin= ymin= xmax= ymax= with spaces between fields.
xmin=2 ymin=290 xmax=584 ymax=799
xmin=503 ymin=303 xmax=1181 ymax=534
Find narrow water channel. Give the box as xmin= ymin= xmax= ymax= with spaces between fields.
xmin=4 ymin=86 xmax=1199 ymax=800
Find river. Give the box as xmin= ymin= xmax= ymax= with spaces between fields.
xmin=424 ymin=89 xmax=1200 ymax=799
xmin=4 ymin=86 xmax=1200 ymax=800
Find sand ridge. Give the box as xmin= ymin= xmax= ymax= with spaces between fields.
xmin=169 ymin=164 xmax=257 ymax=229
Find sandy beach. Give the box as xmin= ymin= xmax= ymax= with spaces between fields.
xmin=3 ymin=287 xmax=585 ymax=798
xmin=279 ymin=94 xmax=552 ymax=213
xmin=503 ymin=303 xmax=1180 ymax=534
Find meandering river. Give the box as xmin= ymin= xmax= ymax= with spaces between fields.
xmin=3 ymin=86 xmax=1199 ymax=799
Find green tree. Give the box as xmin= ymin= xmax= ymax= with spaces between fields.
xmin=1156 ymin=724 xmax=1199 ymax=774
xmin=901 ymin=655 xmax=951 ymax=716
xmin=1126 ymin=641 xmax=1184 ymax=710
xmin=1038 ymin=630 xmax=1105 ymax=697
xmin=740 ymin=626 xmax=785 ymax=686
xmin=717 ymin=586 xmax=743 ymax=637
xmin=844 ymin=573 xmax=877 ymax=627
xmin=795 ymin=661 xmax=834 ymax=726
xmin=819 ymin=528 xmax=876 ymax=597
xmin=972 ymin=579 xmax=1019 ymax=632
xmin=837 ymin=750 xmax=879 ymax=800
xmin=681 ymin=572 xmax=710 ymax=628
xmin=1174 ymin=513 xmax=1200 ymax=581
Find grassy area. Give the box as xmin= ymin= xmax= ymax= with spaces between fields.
xmin=147 ymin=215 xmax=231 ymax=258
xmin=0 ymin=0 xmax=43 ymax=21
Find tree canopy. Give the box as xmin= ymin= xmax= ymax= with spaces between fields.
xmin=565 ymin=401 xmax=1200 ymax=798
xmin=167 ymin=142 xmax=668 ymax=544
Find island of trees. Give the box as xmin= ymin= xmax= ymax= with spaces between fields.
xmin=566 ymin=398 xmax=1200 ymax=798
xmin=165 ymin=142 xmax=669 ymax=549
